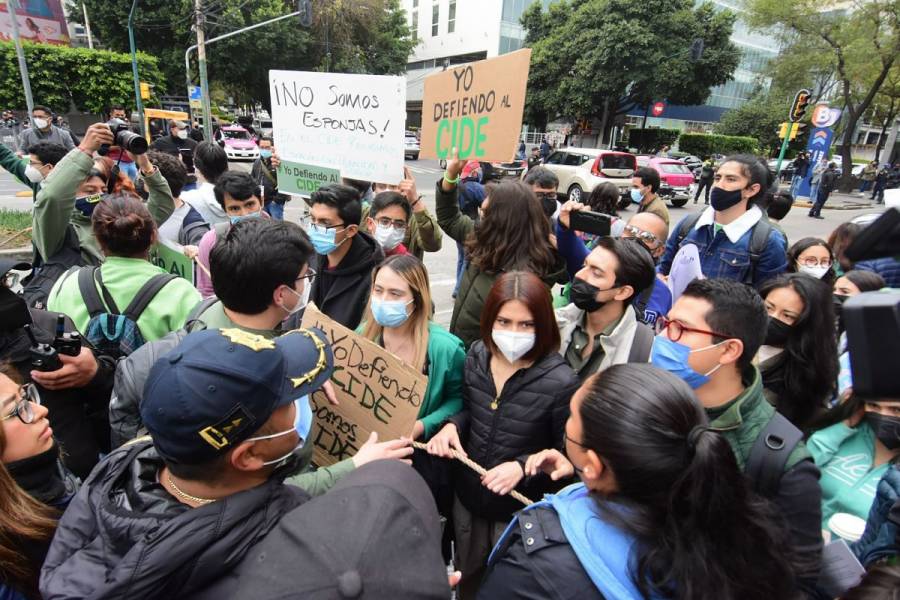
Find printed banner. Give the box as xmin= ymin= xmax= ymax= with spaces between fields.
xmin=420 ymin=49 xmax=531 ymax=162
xmin=301 ymin=305 xmax=426 ymax=467
xmin=277 ymin=159 xmax=341 ymax=196
xmin=269 ymin=70 xmax=406 ymax=184
xmin=148 ymin=239 xmax=194 ymax=284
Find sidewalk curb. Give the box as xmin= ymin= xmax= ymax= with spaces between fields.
xmin=0 ymin=245 xmax=31 ymax=258
xmin=792 ymin=200 xmax=874 ymax=210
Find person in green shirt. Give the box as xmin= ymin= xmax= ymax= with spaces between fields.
xmin=0 ymin=139 xmax=66 ymax=196
xmin=808 ymin=398 xmax=900 ymax=538
xmin=47 ymin=193 xmax=201 ymax=341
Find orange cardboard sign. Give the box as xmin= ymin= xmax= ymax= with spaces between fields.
xmin=300 ymin=305 xmax=427 ymax=467
xmin=420 ymin=49 xmax=531 ymax=163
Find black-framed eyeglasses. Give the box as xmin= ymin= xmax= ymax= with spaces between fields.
xmin=1 ymin=384 xmax=41 ymax=424
xmin=622 ymin=224 xmax=661 ymax=248
xmin=534 ymin=192 xmax=557 ymax=201
xmin=655 ymin=317 xmax=730 ymax=343
xmin=374 ymin=217 xmax=407 ymax=231
xmin=301 ymin=214 xmax=346 ymax=231
xmin=296 ymin=268 xmax=317 ymax=285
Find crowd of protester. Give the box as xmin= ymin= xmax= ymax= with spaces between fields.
xmin=0 ymin=117 xmax=898 ymax=600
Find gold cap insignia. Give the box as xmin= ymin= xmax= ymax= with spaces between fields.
xmin=220 ymin=328 xmax=276 ymax=351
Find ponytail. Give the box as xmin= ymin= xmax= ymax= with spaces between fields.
xmin=579 ymin=365 xmax=795 ymax=600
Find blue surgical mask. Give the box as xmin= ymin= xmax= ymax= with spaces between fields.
xmin=306 ymin=223 xmax=345 ymax=255
xmin=245 ymin=396 xmax=313 ymax=466
xmin=630 ymin=188 xmax=643 ymax=204
xmin=229 ymin=210 xmax=262 ymax=225
xmin=74 ymin=193 xmax=103 ymax=217
xmin=649 ymin=335 xmax=725 ymax=389
xmin=260 ymin=149 xmax=273 ymax=159
xmin=371 ymin=298 xmax=413 ymax=327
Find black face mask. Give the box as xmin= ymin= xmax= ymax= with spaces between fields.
xmin=833 ymin=294 xmax=848 ymax=331
xmin=570 ymin=278 xmax=617 ymax=312
xmin=710 ymin=186 xmax=745 ymax=211
xmin=0 ymin=285 xmax=31 ymax=332
xmin=867 ymin=413 xmax=900 ymax=450
xmin=765 ymin=317 xmax=792 ymax=347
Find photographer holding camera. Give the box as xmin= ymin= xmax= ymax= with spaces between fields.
xmin=1 ymin=259 xmax=116 ymax=479
xmin=26 ymin=121 xmax=175 ymax=308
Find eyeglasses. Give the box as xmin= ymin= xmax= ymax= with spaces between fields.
xmin=296 ymin=268 xmax=316 ymax=286
xmin=534 ymin=192 xmax=557 ymax=202
xmin=797 ymin=256 xmax=832 ymax=268
xmin=655 ymin=317 xmax=730 ymax=343
xmin=374 ymin=217 xmax=407 ymax=231
xmin=301 ymin=214 xmax=345 ymax=231
xmin=1 ymin=384 xmax=41 ymax=425
xmin=622 ymin=224 xmax=661 ymax=249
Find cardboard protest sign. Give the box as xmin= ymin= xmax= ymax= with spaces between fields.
xmin=149 ymin=239 xmax=194 ymax=284
xmin=300 ymin=305 xmax=427 ymax=467
xmin=269 ymin=70 xmax=406 ymax=184
xmin=277 ymin=159 xmax=341 ymax=196
xmin=420 ymin=49 xmax=531 ymax=162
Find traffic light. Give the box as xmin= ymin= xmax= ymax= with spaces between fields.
xmin=789 ymin=123 xmax=806 ymax=140
xmin=140 ymin=82 xmax=150 ymax=100
xmin=297 ymin=0 xmax=312 ymax=27
xmin=789 ymin=89 xmax=811 ymax=122
xmin=778 ymin=122 xmax=788 ymax=139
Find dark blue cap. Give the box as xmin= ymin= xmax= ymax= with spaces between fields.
xmin=141 ymin=327 xmax=333 ymax=464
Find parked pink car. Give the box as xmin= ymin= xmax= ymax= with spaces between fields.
xmin=636 ymin=155 xmax=695 ymax=207
xmin=215 ymin=125 xmax=259 ymax=162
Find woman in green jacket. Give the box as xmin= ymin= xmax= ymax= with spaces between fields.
xmin=48 ymin=193 xmax=201 ymax=343
xmin=436 ymin=158 xmax=566 ymax=348
xmin=359 ymin=254 xmax=465 ymax=511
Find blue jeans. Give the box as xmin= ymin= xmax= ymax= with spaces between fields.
xmin=790 ymin=175 xmax=802 ymax=197
xmin=119 ymin=161 xmax=138 ymax=181
xmin=454 ymin=241 xmax=466 ymax=297
xmin=265 ymin=201 xmax=284 ymax=220
xmin=859 ymin=180 xmax=872 ymax=192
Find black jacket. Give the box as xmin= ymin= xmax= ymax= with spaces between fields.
xmin=149 ymin=134 xmax=198 ymax=157
xmin=250 ymin=157 xmax=288 ymax=205
xmin=450 ymin=342 xmax=580 ymax=521
xmin=477 ymin=505 xmax=604 ymax=600
xmin=310 ymin=231 xmax=385 ymax=330
xmin=40 ymin=439 xmax=309 ymax=600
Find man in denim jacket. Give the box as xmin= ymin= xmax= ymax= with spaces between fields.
xmin=658 ymin=155 xmax=787 ymax=288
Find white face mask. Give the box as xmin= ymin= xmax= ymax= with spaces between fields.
xmin=32 ymin=117 xmax=49 ymax=130
xmin=281 ymin=281 xmax=310 ymax=315
xmin=798 ymin=264 xmax=829 ymax=279
xmin=492 ymin=330 xmax=536 ymax=363
xmin=373 ymin=223 xmax=406 ymax=251
xmin=176 ymin=129 xmax=188 ymax=140
xmin=24 ymin=164 xmax=44 ymax=183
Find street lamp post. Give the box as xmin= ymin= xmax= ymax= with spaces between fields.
xmin=7 ymin=0 xmax=35 ymax=118
xmin=128 ymin=0 xmax=145 ymax=136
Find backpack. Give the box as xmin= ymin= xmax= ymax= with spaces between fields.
xmin=22 ymin=225 xmax=91 ymax=310
xmin=745 ymin=412 xmax=804 ymax=498
xmin=626 ymin=322 xmax=654 ymax=363
xmin=77 ymin=267 xmax=177 ymax=359
xmin=675 ymin=212 xmax=780 ymax=286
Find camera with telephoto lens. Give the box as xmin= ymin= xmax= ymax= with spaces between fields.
xmin=98 ymin=118 xmax=148 ymax=156
xmin=52 ymin=314 xmax=81 ymax=357
xmin=24 ymin=324 xmax=62 ymax=372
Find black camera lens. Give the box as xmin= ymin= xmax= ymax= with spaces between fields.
xmin=115 ymin=129 xmax=148 ymax=155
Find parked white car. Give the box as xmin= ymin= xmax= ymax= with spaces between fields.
xmin=405 ymin=131 xmax=420 ymax=160
xmin=541 ymin=147 xmax=636 ymax=202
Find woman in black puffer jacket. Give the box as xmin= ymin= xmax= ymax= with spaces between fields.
xmin=427 ymin=271 xmax=579 ymax=599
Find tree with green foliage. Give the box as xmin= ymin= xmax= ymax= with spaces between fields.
xmin=715 ymin=92 xmax=808 ymax=156
xmin=67 ymin=0 xmax=415 ymax=107
xmin=679 ymin=133 xmax=758 ymax=157
xmin=0 ymin=41 xmax=164 ymax=114
xmin=521 ymin=0 xmax=740 ymax=143
xmin=746 ymin=0 xmax=900 ymax=190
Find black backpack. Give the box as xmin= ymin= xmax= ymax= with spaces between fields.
xmin=22 ymin=225 xmax=91 ymax=310
xmin=77 ymin=267 xmax=176 ymax=359
xmin=675 ymin=213 xmax=778 ymax=286
xmin=745 ymin=412 xmax=804 ymax=498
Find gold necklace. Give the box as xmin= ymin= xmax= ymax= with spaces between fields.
xmin=166 ymin=472 xmax=216 ymax=505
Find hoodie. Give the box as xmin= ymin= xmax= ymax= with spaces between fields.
xmin=40 ymin=439 xmax=308 ymax=600
xmin=309 ymin=230 xmax=385 ymax=330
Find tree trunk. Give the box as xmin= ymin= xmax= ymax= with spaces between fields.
xmin=597 ymin=98 xmax=610 ymax=148
xmin=874 ymin=98 xmax=897 ymax=163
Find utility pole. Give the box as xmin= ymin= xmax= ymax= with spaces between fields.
xmin=8 ymin=0 xmax=35 ymax=118
xmin=82 ymin=2 xmax=94 ymax=49
xmin=127 ymin=0 xmax=145 ymax=136
xmin=195 ymin=0 xmax=214 ymax=141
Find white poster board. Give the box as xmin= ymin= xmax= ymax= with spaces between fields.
xmin=269 ymin=70 xmax=406 ymax=184
xmin=668 ymin=244 xmax=704 ymax=302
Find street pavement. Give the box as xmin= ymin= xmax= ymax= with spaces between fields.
xmin=0 ymin=158 xmax=888 ymax=327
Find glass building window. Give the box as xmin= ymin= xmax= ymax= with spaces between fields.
xmin=448 ymin=0 xmax=456 ymax=33
xmin=411 ymin=10 xmax=418 ymax=40
xmin=432 ymin=2 xmax=439 ymax=36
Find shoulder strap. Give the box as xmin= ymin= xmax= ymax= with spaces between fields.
xmin=745 ymin=412 xmax=804 ymax=498
xmin=123 ymin=274 xmax=178 ymax=322
xmin=676 ymin=212 xmax=703 ymax=246
xmin=744 ymin=218 xmax=773 ymax=285
xmin=627 ymin=322 xmax=654 ymax=363
xmin=632 ymin=284 xmax=653 ymax=321
xmin=185 ymin=295 xmax=219 ymax=329
xmin=78 ymin=267 xmax=119 ymax=316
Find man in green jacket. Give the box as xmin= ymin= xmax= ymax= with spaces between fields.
xmin=32 ymin=122 xmax=175 ymax=266
xmin=652 ymin=278 xmax=823 ymax=596
xmin=0 ymin=139 xmax=67 ymax=196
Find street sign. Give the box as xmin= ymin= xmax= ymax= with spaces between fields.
xmin=189 ymin=86 xmax=202 ymax=110
xmin=789 ymin=89 xmax=811 ymax=123
xmin=652 ymin=102 xmax=665 ymax=117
